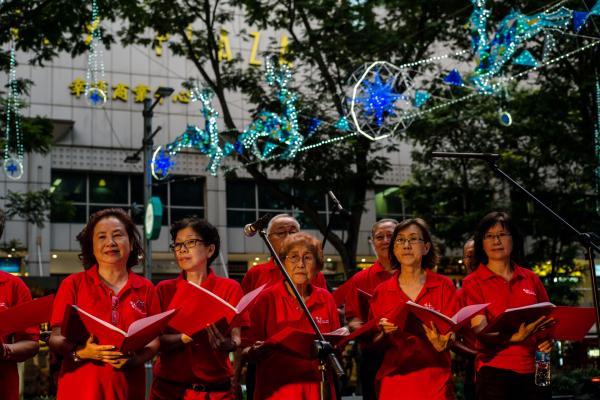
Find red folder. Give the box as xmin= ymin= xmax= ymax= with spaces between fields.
xmin=167 ymin=282 xmax=266 ymax=336
xmin=482 ymin=302 xmax=555 ymax=335
xmin=357 ymin=289 xmax=373 ymax=321
xmin=546 ymin=306 xmax=596 ymax=341
xmin=62 ymin=305 xmax=176 ymax=353
xmin=0 ymin=295 xmax=55 ymax=336
xmin=335 ymin=304 xmax=409 ymax=349
xmin=265 ymin=327 xmax=349 ymax=359
xmin=406 ymin=301 xmax=490 ymax=335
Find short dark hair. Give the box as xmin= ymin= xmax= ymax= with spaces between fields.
xmin=170 ymin=216 xmax=220 ymax=266
xmin=472 ymin=211 xmax=524 ymax=269
xmin=77 ymin=208 xmax=144 ymax=270
xmin=389 ymin=218 xmax=438 ymax=270
xmin=278 ymin=232 xmax=324 ymax=271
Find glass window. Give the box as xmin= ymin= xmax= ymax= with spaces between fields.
xmin=170 ymin=177 xmax=204 ymax=207
xmin=152 ymin=181 xmax=168 ymax=207
xmin=51 ymin=204 xmax=87 ymax=223
xmin=375 ymin=186 xmax=404 ymax=219
xmin=227 ymin=180 xmax=255 ymax=209
xmin=258 ymin=182 xmax=291 ymax=210
xmin=89 ymin=173 xmax=128 ymax=204
xmin=51 ymin=171 xmax=86 ymax=202
xmin=131 ymin=175 xmax=144 ymax=205
xmin=171 ymin=207 xmax=204 ymax=223
xmin=227 ymin=210 xmax=257 ymax=228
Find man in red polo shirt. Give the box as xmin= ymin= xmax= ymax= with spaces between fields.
xmin=240 ymin=214 xmax=328 ymax=400
xmin=241 ymin=214 xmax=328 ymax=294
xmin=343 ymin=218 xmax=397 ymax=400
xmin=0 ymin=209 xmax=40 ymax=400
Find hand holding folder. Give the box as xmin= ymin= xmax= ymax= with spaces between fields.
xmin=265 ymin=327 xmax=349 ymax=359
xmin=62 ymin=305 xmax=176 ymax=353
xmin=405 ymin=301 xmax=490 ymax=335
xmin=480 ymin=302 xmax=595 ymax=342
xmin=0 ymin=295 xmax=54 ymax=336
xmin=167 ymin=282 xmax=266 ymax=336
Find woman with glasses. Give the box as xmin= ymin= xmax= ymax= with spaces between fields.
xmin=243 ymin=232 xmax=340 ymax=399
xmin=150 ymin=217 xmax=244 ymax=400
xmin=370 ymin=218 xmax=458 ymax=399
xmin=461 ymin=211 xmax=552 ymax=400
xmin=49 ymin=208 xmax=160 ymax=400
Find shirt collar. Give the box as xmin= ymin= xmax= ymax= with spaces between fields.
xmin=372 ymin=260 xmax=394 ymax=277
xmin=475 ymin=263 xmax=526 ymax=282
xmin=275 ymin=280 xmax=324 ymax=308
xmin=86 ymin=265 xmax=144 ymax=292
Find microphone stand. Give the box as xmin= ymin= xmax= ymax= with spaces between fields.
xmin=485 ymin=159 xmax=600 ymax=349
xmin=257 ymin=229 xmax=345 ymax=399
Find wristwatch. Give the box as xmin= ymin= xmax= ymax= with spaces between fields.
xmin=72 ymin=349 xmax=82 ymax=363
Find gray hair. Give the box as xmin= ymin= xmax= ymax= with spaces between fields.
xmin=267 ymin=213 xmax=300 ymax=234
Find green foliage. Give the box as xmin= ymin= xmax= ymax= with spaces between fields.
xmin=4 ymin=189 xmax=74 ymax=229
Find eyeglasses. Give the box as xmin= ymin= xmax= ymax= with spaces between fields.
xmin=394 ymin=237 xmax=424 ymax=246
xmin=269 ymin=230 xmax=299 ymax=239
xmin=373 ymin=233 xmax=393 ymax=242
xmin=286 ymin=254 xmax=316 ymax=265
xmin=483 ymin=233 xmax=512 ymax=241
xmin=170 ymin=239 xmax=205 ymax=252
xmin=111 ymin=295 xmax=119 ymax=325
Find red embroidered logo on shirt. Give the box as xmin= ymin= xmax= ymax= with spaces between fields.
xmin=130 ymin=300 xmax=146 ymax=315
xmin=315 ymin=316 xmax=329 ymax=325
xmin=522 ymin=288 xmax=536 ymax=296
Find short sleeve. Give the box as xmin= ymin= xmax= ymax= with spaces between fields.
xmin=12 ymin=278 xmax=38 ymax=342
xmin=50 ymin=275 xmax=78 ymax=327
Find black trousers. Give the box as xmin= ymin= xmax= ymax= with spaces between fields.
xmin=358 ymin=346 xmax=384 ymax=400
xmin=476 ymin=366 xmax=551 ymax=400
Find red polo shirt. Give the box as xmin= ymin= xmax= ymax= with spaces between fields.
xmin=152 ymin=269 xmax=244 ymax=389
xmin=0 ymin=272 xmax=38 ymax=400
xmin=247 ymin=281 xmax=340 ymax=400
xmin=344 ymin=260 xmax=394 ymax=322
xmin=370 ymin=270 xmax=458 ymax=400
xmin=461 ymin=263 xmax=549 ymax=374
xmin=50 ymin=266 xmax=160 ymax=400
xmin=241 ymin=259 xmax=328 ymax=294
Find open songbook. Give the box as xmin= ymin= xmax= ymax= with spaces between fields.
xmin=481 ymin=302 xmax=596 ymax=341
xmin=405 ymin=301 xmax=490 ymax=335
xmin=265 ymin=327 xmax=349 ymax=359
xmin=167 ymin=282 xmax=266 ymax=336
xmin=62 ymin=305 xmax=176 ymax=353
xmin=0 ymin=294 xmax=54 ymax=336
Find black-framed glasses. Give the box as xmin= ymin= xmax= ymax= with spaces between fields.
xmin=170 ymin=239 xmax=205 ymax=252
xmin=268 ymin=230 xmax=299 ymax=239
xmin=483 ymin=233 xmax=512 ymax=241
xmin=394 ymin=237 xmax=424 ymax=246
xmin=286 ymin=254 xmax=316 ymax=265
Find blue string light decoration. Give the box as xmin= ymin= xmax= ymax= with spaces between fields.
xmin=573 ymin=11 xmax=590 ymax=32
xmin=165 ymin=87 xmax=232 ymax=175
xmin=237 ymin=60 xmax=304 ymax=161
xmin=85 ymin=0 xmax=107 ymax=106
xmin=512 ymin=50 xmax=539 ymax=67
xmin=3 ymin=45 xmax=24 ymax=180
xmin=469 ymin=0 xmax=572 ymax=94
xmin=353 ymin=70 xmax=403 ymax=127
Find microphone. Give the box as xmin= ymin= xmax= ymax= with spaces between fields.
xmin=243 ymin=213 xmax=272 ymax=237
xmin=327 ymin=191 xmax=349 ymax=215
xmin=430 ymin=152 xmax=500 ymax=161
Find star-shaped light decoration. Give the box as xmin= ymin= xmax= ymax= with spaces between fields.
xmin=151 ymin=147 xmax=175 ymax=180
xmin=354 ymin=71 xmax=403 ymax=127
xmin=3 ymin=157 xmax=23 ymax=180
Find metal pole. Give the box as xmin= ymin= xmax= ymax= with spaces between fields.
xmin=143 ymin=98 xmax=153 ymax=280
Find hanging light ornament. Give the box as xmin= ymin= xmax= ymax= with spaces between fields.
xmin=84 ymin=0 xmax=107 ymax=106
xmin=3 ymin=45 xmax=24 ymax=180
